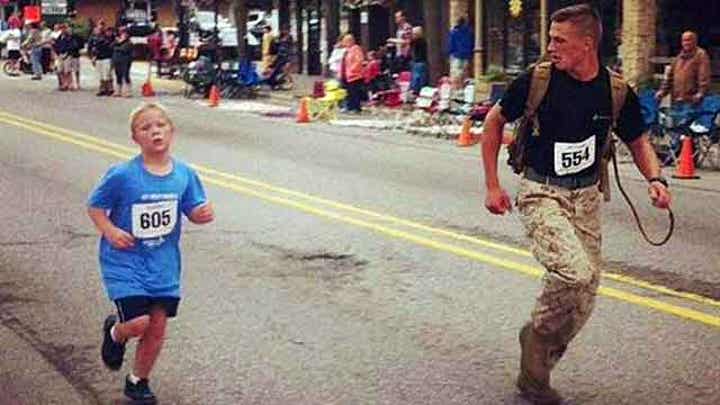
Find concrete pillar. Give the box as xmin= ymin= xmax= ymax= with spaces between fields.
xmin=622 ymin=0 xmax=656 ymax=85
xmin=473 ymin=0 xmax=485 ymax=78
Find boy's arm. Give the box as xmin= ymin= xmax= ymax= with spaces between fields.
xmin=87 ymin=207 xmax=135 ymax=249
xmin=188 ymin=202 xmax=214 ymax=224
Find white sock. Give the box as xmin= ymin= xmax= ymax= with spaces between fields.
xmin=110 ymin=325 xmax=119 ymax=343
xmin=128 ymin=373 xmax=141 ymax=384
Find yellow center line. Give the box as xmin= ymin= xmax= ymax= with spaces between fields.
xmin=1 ymin=112 xmax=718 ymax=329
xmin=2 ymin=110 xmax=718 ymax=310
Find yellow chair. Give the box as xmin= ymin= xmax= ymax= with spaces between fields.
xmin=308 ymin=80 xmax=347 ymax=121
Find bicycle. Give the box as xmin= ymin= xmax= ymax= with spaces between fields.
xmin=2 ymin=52 xmax=31 ymax=77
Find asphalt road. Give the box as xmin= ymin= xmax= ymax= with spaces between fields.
xmin=0 ymin=70 xmax=718 ymax=405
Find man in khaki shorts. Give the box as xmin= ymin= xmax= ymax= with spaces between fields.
xmin=481 ymin=4 xmax=671 ymax=404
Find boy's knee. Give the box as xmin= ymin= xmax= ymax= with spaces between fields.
xmin=123 ymin=315 xmax=151 ymax=337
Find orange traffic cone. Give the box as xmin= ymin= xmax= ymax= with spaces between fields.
xmin=672 ymin=136 xmax=700 ymax=179
xmin=208 ymin=85 xmax=220 ymax=107
xmin=457 ymin=118 xmax=478 ymax=146
xmin=142 ymin=80 xmax=155 ymax=97
xmin=141 ymin=62 xmax=155 ymax=97
xmin=296 ymin=97 xmax=310 ymax=123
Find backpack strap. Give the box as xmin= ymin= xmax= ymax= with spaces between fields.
xmin=607 ymin=67 xmax=628 ymax=126
xmin=524 ymin=62 xmax=552 ymax=136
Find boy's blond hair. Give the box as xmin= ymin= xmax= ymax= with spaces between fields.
xmin=129 ymin=103 xmax=174 ymax=134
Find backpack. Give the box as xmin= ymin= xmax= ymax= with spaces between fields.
xmin=506 ymin=61 xmax=628 ymax=201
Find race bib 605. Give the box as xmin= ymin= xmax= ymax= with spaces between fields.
xmin=131 ymin=200 xmax=178 ymax=239
xmin=554 ymin=135 xmax=596 ymax=176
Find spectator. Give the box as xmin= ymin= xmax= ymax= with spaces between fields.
xmin=68 ymin=25 xmax=85 ymax=90
xmin=448 ymin=16 xmax=474 ymax=89
xmin=410 ymin=26 xmax=428 ymax=94
xmin=52 ymin=24 xmax=75 ymax=91
xmin=387 ymin=10 xmax=412 ymax=73
xmin=363 ymin=50 xmax=382 ymax=96
xmin=656 ymin=31 xmax=711 ymax=105
xmin=260 ymin=26 xmax=276 ymax=72
xmin=88 ymin=23 xmax=115 ymax=96
xmin=8 ymin=11 xmax=22 ymax=30
xmin=0 ymin=23 xmax=23 ymax=66
xmin=21 ymin=22 xmax=43 ymax=80
xmin=340 ymin=34 xmax=365 ymax=113
xmin=147 ymin=26 xmax=164 ymax=74
xmin=112 ymin=27 xmax=134 ymax=97
xmin=40 ymin=21 xmax=54 ymax=73
xmin=327 ymin=38 xmax=346 ymax=80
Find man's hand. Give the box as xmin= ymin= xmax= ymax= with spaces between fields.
xmin=485 ymin=187 xmax=513 ymax=215
xmin=654 ymin=90 xmax=665 ymax=102
xmin=104 ymin=226 xmax=135 ymax=249
xmin=691 ymin=93 xmax=704 ymax=104
xmin=649 ymin=182 xmax=671 ymax=209
xmin=189 ymin=202 xmax=215 ymax=224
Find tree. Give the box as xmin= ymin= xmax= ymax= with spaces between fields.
xmin=232 ymin=0 xmax=248 ymax=60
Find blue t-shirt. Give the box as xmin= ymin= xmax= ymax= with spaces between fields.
xmin=88 ymin=155 xmax=207 ymax=300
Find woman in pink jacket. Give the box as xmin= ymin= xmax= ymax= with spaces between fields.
xmin=341 ymin=34 xmax=365 ymax=113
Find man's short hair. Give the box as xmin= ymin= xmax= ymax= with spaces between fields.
xmin=550 ymin=4 xmax=603 ymax=47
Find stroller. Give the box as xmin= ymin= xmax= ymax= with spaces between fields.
xmin=182 ymin=56 xmax=217 ymax=98
xmin=262 ymin=56 xmax=294 ymax=90
xmin=215 ymin=59 xmax=260 ymax=99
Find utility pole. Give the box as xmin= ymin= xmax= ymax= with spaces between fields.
xmin=232 ymin=0 xmax=248 ymax=60
xmin=423 ymin=0 xmax=443 ymax=84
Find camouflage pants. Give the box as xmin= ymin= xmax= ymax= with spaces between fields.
xmin=516 ymin=178 xmax=602 ymax=353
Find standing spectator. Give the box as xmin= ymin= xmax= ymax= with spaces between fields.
xmin=0 ymin=23 xmax=23 ymax=67
xmin=448 ymin=16 xmax=474 ymax=89
xmin=656 ymin=31 xmax=711 ymax=105
xmin=387 ymin=10 xmax=412 ymax=73
xmin=147 ymin=26 xmax=164 ymax=75
xmin=88 ymin=23 xmax=115 ymax=96
xmin=260 ymin=26 xmax=276 ymax=72
xmin=7 ymin=11 xmax=22 ymax=31
xmin=112 ymin=27 xmax=134 ymax=97
xmin=340 ymin=34 xmax=365 ymax=113
xmin=409 ymin=26 xmax=428 ymax=94
xmin=21 ymin=22 xmax=43 ymax=80
xmin=40 ymin=21 xmax=54 ymax=73
xmin=68 ymin=26 xmax=84 ymax=90
xmin=52 ymin=24 xmax=75 ymax=91
xmin=327 ymin=38 xmax=346 ymax=80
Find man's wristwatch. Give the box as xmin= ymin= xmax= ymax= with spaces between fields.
xmin=648 ymin=176 xmax=669 ymax=188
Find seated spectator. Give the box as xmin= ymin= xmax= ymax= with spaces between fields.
xmin=363 ymin=51 xmax=382 ymax=94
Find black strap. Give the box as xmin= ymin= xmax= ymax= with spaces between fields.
xmin=611 ymin=141 xmax=674 ymax=246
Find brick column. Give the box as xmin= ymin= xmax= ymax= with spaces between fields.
xmin=622 ymin=0 xmax=656 ymax=85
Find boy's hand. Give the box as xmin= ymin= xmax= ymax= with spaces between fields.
xmin=190 ymin=202 xmax=214 ymax=224
xmin=104 ymin=226 xmax=135 ymax=249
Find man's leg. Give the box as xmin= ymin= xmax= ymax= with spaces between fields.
xmin=516 ymin=179 xmax=601 ymax=403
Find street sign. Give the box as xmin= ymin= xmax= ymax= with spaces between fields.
xmin=42 ymin=0 xmax=67 ymax=16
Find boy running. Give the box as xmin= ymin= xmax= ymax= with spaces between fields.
xmin=87 ymin=103 xmax=214 ymax=403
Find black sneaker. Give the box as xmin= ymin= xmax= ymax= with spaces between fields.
xmin=124 ymin=375 xmax=157 ymax=404
xmin=101 ymin=315 xmax=125 ymax=370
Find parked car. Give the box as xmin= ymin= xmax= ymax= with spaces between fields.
xmin=120 ymin=0 xmax=155 ymax=37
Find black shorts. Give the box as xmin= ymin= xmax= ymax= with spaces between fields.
xmin=8 ymin=50 xmax=20 ymax=60
xmin=114 ymin=296 xmax=180 ymax=322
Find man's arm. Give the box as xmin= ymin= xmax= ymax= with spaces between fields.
xmin=627 ymin=134 xmax=672 ymax=208
xmin=481 ymin=105 xmax=514 ymax=214
xmin=696 ymin=50 xmax=711 ymax=101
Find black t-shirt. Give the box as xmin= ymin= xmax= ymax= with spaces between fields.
xmin=412 ymin=38 xmax=427 ymax=63
xmin=500 ymin=66 xmax=645 ymax=177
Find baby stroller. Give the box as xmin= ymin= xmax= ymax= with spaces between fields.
xmin=182 ymin=56 xmax=217 ymax=98
xmin=216 ymin=59 xmax=261 ymax=99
